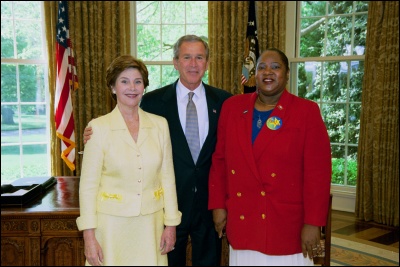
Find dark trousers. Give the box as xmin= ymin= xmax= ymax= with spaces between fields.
xmin=167 ymin=210 xmax=221 ymax=266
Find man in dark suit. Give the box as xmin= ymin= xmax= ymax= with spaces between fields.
xmin=83 ymin=35 xmax=231 ymax=265
xmin=140 ymin=35 xmax=232 ymax=266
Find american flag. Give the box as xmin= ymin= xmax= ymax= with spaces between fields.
xmin=55 ymin=1 xmax=78 ymax=171
xmin=241 ymin=74 xmax=248 ymax=85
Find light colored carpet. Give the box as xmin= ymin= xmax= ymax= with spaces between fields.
xmin=330 ymin=235 xmax=399 ymax=266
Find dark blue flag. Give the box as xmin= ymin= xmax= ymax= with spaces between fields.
xmin=241 ymin=0 xmax=259 ymax=93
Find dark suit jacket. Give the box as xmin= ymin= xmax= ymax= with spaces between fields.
xmin=140 ymin=80 xmax=232 ymax=229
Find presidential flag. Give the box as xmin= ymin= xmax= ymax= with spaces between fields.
xmin=241 ymin=0 xmax=259 ymax=93
xmin=55 ymin=1 xmax=78 ymax=171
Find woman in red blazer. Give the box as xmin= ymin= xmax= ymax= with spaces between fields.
xmin=208 ymin=48 xmax=332 ymax=266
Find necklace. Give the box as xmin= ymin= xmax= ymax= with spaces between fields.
xmin=257 ymin=95 xmax=277 ymax=107
xmin=257 ymin=115 xmax=262 ymax=129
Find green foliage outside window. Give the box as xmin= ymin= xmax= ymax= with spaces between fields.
xmin=297 ymin=1 xmax=368 ymax=186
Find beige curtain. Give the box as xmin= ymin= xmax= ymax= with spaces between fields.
xmin=44 ymin=1 xmax=130 ymax=176
xmin=356 ymin=2 xmax=399 ymax=227
xmin=208 ymin=1 xmax=286 ymax=95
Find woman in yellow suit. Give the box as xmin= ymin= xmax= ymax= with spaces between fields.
xmin=76 ymin=55 xmax=181 ymax=266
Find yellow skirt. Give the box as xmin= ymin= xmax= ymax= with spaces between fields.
xmin=86 ymin=210 xmax=167 ymax=266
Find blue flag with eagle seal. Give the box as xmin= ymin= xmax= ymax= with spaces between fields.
xmin=241 ymin=0 xmax=259 ymax=93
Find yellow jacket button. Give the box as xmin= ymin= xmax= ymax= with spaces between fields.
xmin=240 ymin=215 xmax=245 ymax=220
xmin=237 ymin=192 xmax=242 ymax=197
xmin=262 ymin=214 xmax=266 ymax=219
xmin=261 ymin=191 xmax=266 ymax=196
xmin=231 ymin=170 xmax=236 ymax=174
xmin=271 ymin=173 xmax=276 ymax=178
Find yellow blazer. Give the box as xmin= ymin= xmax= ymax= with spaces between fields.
xmin=76 ymin=106 xmax=181 ymax=230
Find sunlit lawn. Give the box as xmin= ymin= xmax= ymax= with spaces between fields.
xmin=1 ymin=114 xmax=49 ymax=184
xmin=1 ymin=152 xmax=49 ymax=184
xmin=1 ymin=114 xmax=46 ymax=131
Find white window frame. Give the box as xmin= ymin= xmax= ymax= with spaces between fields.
xmin=286 ymin=1 xmax=368 ymax=212
xmin=0 ymin=1 xmax=50 ymax=183
xmin=130 ymin=1 xmax=208 ymax=92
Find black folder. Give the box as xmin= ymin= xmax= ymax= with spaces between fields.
xmin=1 ymin=176 xmax=57 ymax=206
xmin=11 ymin=176 xmax=57 ymax=191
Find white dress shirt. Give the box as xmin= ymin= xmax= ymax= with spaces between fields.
xmin=176 ymin=79 xmax=209 ymax=149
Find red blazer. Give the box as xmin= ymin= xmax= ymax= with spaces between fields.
xmin=208 ymin=90 xmax=332 ymax=255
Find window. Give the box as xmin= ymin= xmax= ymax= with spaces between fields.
xmin=288 ymin=1 xmax=368 ymax=189
xmin=132 ymin=1 xmax=208 ymax=92
xmin=1 ymin=1 xmax=50 ymax=184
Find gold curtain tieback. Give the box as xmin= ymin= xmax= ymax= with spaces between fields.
xmin=154 ymin=188 xmax=164 ymax=200
xmin=101 ymin=192 xmax=122 ymax=201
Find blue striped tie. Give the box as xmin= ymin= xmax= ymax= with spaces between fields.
xmin=186 ymin=92 xmax=200 ymax=163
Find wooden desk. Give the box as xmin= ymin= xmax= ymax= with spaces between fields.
xmin=1 ymin=176 xmax=84 ymax=266
xmin=1 ymin=176 xmax=230 ymax=266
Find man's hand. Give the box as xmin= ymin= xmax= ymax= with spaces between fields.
xmin=301 ymin=223 xmax=322 ymax=259
xmin=83 ymin=126 xmax=93 ymax=145
xmin=212 ymin=208 xmax=227 ymax=238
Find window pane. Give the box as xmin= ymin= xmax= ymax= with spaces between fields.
xmin=348 ymin=103 xmax=360 ymax=145
xmin=145 ymin=65 xmax=179 ymax=93
xmin=297 ymin=62 xmax=323 ymax=101
xmin=162 ymin=1 xmax=185 ymax=24
xmin=162 ymin=25 xmax=184 ymax=60
xmin=354 ymin=14 xmax=367 ymax=50
xmin=347 ymin=146 xmax=358 ymax=186
xmin=328 ymin=1 xmax=354 ymax=14
xmin=355 ymin=1 xmax=368 ymax=12
xmin=21 ymin=104 xmax=47 ymax=143
xmin=187 ymin=24 xmax=208 ymax=38
xmin=136 ymin=1 xmax=160 ymax=24
xmin=326 ymin=16 xmax=352 ymax=57
xmin=1 ymin=145 xmax=21 ymax=183
xmin=146 ymin=65 xmax=161 ymax=93
xmin=1 ymin=1 xmax=12 ymax=17
xmin=137 ymin=25 xmax=161 ymax=60
xmin=203 ymin=70 xmax=209 ymax=84
xmin=349 ymin=60 xmax=363 ymax=102
xmin=13 ymin=1 xmax=41 ymax=19
xmin=15 ymin=19 xmax=43 ymax=59
xmin=1 ymin=64 xmax=17 ymax=102
xmin=22 ymin=144 xmax=48 ymax=177
xmin=1 ymin=18 xmax=14 ymax=58
xmin=297 ymin=62 xmax=315 ymax=99
xmin=20 ymin=64 xmax=46 ymax=102
xmin=299 ymin=18 xmax=325 ymax=57
xmin=187 ymin=1 xmax=208 ymax=24
xmin=331 ymin=145 xmax=345 ymax=185
xmin=1 ymin=104 xmax=18 ymax=144
xmin=323 ymin=103 xmax=346 ymax=144
xmin=322 ymin=61 xmax=347 ymax=102
xmin=301 ymin=1 xmax=326 ymax=17
xmin=161 ymin=65 xmax=178 ymax=86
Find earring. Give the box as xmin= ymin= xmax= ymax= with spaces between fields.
xmin=112 ymin=90 xmax=116 ymax=94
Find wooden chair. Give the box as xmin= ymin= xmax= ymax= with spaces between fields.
xmin=313 ymin=194 xmax=333 ymax=266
